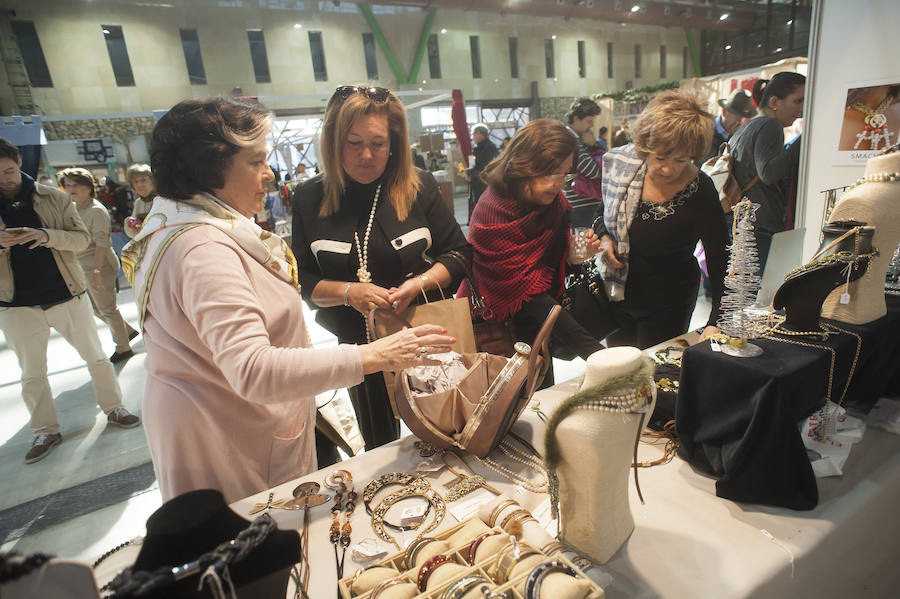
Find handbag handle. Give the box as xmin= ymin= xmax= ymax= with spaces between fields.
xmin=367 ymin=306 xmax=413 ymax=341
xmin=442 ymin=250 xmax=496 ymax=319
xmin=525 ymin=305 xmax=561 ymax=397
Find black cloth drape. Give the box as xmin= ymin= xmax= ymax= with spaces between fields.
xmin=676 ymin=295 xmax=900 ymax=510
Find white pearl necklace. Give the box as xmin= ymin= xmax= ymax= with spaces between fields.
xmin=354 ymin=184 xmax=382 ymax=284
xmin=847 ymin=171 xmax=899 ymax=191
xmin=472 ymin=439 xmax=549 ymax=493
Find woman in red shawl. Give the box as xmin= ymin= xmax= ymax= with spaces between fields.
xmin=460 ymin=119 xmax=604 ymax=378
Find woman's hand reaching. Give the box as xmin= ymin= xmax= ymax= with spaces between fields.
xmin=345 ymin=282 xmax=392 ymax=314
xmin=597 ymin=234 xmax=625 ymax=269
xmin=359 ymin=324 xmax=455 ymax=375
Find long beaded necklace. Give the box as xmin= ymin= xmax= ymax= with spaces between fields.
xmin=325 ymin=470 xmax=356 ymax=587
xmin=470 ymin=436 xmax=549 ymax=493
xmin=353 ymin=184 xmax=382 ymax=284
xmin=850 ymin=94 xmax=897 ymax=150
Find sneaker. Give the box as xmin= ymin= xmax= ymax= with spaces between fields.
xmin=128 ymin=329 xmax=140 ymax=341
xmin=107 ymin=406 xmax=141 ymax=428
xmin=25 ymin=433 xmax=63 ymax=464
xmin=110 ymin=349 xmax=135 ymax=363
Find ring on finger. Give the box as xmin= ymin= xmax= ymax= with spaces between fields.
xmin=418 ymin=347 xmax=429 ymax=357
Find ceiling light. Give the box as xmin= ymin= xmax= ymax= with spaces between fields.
xmin=631 ymin=5 xmax=640 ymax=13
xmin=552 ymin=34 xmax=557 ymax=39
xmin=102 ymin=28 xmax=110 ymax=34
xmin=786 ymin=19 xmax=793 ymax=25
xmin=440 ymin=28 xmax=447 ymax=34
xmin=293 ymin=23 xmax=302 ymax=29
xmin=719 ymin=13 xmax=729 ymax=21
xmin=422 ymin=79 xmax=427 ymax=84
xmin=724 ymin=44 xmax=732 ymax=50
xmin=775 ymin=47 xmax=783 ymax=52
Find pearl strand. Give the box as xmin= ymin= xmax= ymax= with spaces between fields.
xmin=847 ymin=171 xmax=899 ymax=190
xmin=354 ymin=184 xmax=382 ymax=284
xmin=472 ymin=440 xmax=549 ymax=493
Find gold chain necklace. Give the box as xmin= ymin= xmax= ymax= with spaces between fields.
xmin=850 ymin=93 xmax=897 ymax=150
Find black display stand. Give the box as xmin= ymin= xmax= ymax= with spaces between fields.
xmin=676 ymin=295 xmax=900 ymax=510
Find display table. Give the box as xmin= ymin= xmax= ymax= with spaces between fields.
xmin=677 ymin=295 xmax=900 ymax=510
xmin=230 ymin=374 xmax=900 ymax=599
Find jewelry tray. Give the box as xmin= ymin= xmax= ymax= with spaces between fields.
xmin=337 ymin=516 xmax=604 ymax=599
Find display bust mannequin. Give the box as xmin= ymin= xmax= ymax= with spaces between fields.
xmin=822 ymin=147 xmax=900 ymax=323
xmin=544 ymin=347 xmax=655 ymax=564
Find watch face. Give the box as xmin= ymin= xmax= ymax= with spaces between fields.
xmin=292 ymin=481 xmax=321 ymax=497
xmin=514 ymin=341 xmax=531 ymax=356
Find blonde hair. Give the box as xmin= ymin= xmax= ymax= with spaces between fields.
xmin=125 ymin=163 xmax=153 ymax=186
xmin=318 ymin=90 xmax=419 ymax=220
xmin=631 ymin=90 xmax=714 ymax=163
xmin=58 ymin=167 xmax=96 ymax=197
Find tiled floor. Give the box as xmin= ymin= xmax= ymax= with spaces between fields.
xmin=0 ymin=191 xmax=712 ymax=566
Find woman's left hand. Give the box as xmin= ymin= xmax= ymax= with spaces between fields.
xmin=583 ymin=229 xmax=604 ymax=259
xmin=360 ymin=324 xmax=456 ymax=374
xmin=700 ymin=325 xmax=720 ymax=340
xmin=388 ymin=277 xmax=427 ymax=313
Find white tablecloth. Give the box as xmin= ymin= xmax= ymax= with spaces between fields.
xmin=231 ymin=375 xmax=900 ymax=599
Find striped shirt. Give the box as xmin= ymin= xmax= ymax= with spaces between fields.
xmin=562 ymin=126 xmax=602 ymax=209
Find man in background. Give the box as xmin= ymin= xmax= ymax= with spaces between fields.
xmin=464 ymin=123 xmax=499 ymax=222
xmin=0 ymin=137 xmax=139 ymax=464
xmin=705 ymin=89 xmax=756 ymax=161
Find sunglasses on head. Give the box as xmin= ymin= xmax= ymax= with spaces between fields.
xmin=332 ymin=85 xmax=392 ymax=104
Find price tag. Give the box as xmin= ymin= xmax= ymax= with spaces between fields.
xmin=840 ymin=292 xmax=851 ymax=305
xmin=514 ymin=485 xmax=527 ymax=495
xmin=710 ymin=342 xmax=722 ymax=352
xmin=350 ymin=539 xmax=389 ymax=562
xmin=448 ymin=489 xmax=494 ymax=522
xmin=400 ymin=503 xmax=428 ymax=527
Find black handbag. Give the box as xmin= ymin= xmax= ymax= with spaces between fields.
xmin=560 ymin=262 xmax=619 ymax=342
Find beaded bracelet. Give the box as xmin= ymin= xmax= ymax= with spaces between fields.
xmin=467 ymin=530 xmax=502 ymax=565
xmin=416 ymin=554 xmax=454 ymax=592
xmin=440 ymin=574 xmax=492 ymax=599
xmin=487 ymin=499 xmax=519 ymax=527
xmin=523 ymin=560 xmax=577 ymax=599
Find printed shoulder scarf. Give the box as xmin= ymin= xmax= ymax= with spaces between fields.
xmin=600 ymin=144 xmax=646 ymax=298
xmin=121 ymin=193 xmax=299 ymax=330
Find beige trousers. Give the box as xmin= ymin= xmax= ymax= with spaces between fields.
xmin=0 ymin=293 xmax=124 ymax=435
xmin=84 ymin=260 xmax=137 ymax=352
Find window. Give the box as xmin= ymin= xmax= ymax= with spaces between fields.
xmin=634 ymin=43 xmax=642 ymax=79
xmin=683 ymin=46 xmax=689 ymax=78
xmin=544 ymin=39 xmax=555 ymax=78
xmin=362 ymin=33 xmax=378 ymax=80
xmin=469 ymin=35 xmax=481 ymax=79
xmin=508 ymin=37 xmax=519 ymax=79
xmin=427 ymin=34 xmax=441 ymax=79
xmin=247 ymin=29 xmax=271 ymax=83
xmin=308 ymin=31 xmax=327 ymax=82
xmin=179 ymin=29 xmax=207 ymax=85
xmin=101 ymin=25 xmax=135 ymax=87
xmin=607 ymin=42 xmax=614 ymax=78
xmin=577 ymin=40 xmax=586 ymax=78
xmin=11 ymin=21 xmax=53 ymax=87
xmin=659 ymin=45 xmax=667 ymax=79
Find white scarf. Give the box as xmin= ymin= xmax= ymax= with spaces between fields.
xmin=121 ymin=193 xmax=298 ymax=329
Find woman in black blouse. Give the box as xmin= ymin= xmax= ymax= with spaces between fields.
xmin=593 ymin=90 xmax=727 ymax=349
xmin=292 ymin=85 xmax=471 ymax=458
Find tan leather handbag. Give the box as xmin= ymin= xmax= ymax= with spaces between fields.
xmin=369 ymin=306 xmax=561 ymax=458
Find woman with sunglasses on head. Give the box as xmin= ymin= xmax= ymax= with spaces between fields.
xmin=460 ymin=119 xmax=605 ymax=383
xmin=123 ymin=96 xmax=453 ymax=503
xmin=292 ymin=86 xmax=471 ymax=458
xmin=593 ymin=90 xmax=728 ymax=349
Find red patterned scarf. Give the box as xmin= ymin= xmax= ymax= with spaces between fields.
xmin=460 ymin=187 xmax=570 ymax=321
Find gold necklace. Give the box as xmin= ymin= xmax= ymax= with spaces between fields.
xmin=850 ymin=93 xmax=897 ymax=150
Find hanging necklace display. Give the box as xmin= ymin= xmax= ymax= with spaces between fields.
xmin=325 ymin=470 xmax=356 ymax=586
xmin=850 ymin=94 xmax=897 ymax=150
xmin=287 ymin=481 xmax=329 ymax=599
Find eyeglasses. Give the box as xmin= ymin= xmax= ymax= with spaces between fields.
xmin=331 ymin=85 xmax=393 ymax=104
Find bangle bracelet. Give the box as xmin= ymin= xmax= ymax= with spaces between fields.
xmin=496 ymin=538 xmax=541 ymax=583
xmin=416 ymin=554 xmax=454 ymax=592
xmin=467 ymin=530 xmax=502 ymax=564
xmin=440 ymin=574 xmax=492 ymax=599
xmin=540 ymin=541 xmax=565 ymax=555
xmin=343 ymin=283 xmax=352 ymax=307
xmin=363 ymin=473 xmax=433 ymax=532
xmin=404 ymin=536 xmax=438 ymax=570
xmin=418 ymin=274 xmax=430 ymax=290
xmin=371 ymin=485 xmax=445 ymax=549
xmin=499 ymin=508 xmax=532 ymax=531
xmin=523 ymin=560 xmax=577 ymax=599
xmin=488 ymin=499 xmax=519 ymax=527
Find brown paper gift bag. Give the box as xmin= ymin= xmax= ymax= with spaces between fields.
xmin=372 ymin=286 xmax=477 ymax=417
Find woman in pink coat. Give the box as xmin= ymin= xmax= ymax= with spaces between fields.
xmin=122 ymin=97 xmax=453 ymax=503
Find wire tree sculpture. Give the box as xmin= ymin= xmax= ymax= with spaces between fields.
xmin=716 ymin=200 xmax=766 ymax=357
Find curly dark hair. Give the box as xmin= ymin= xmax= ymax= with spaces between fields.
xmin=565 ymin=97 xmax=601 ymax=124
xmin=150 ymin=97 xmax=272 ymax=200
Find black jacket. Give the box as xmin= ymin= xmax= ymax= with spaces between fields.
xmin=292 ymin=169 xmax=471 ymax=342
xmin=467 ymin=139 xmax=499 ymax=204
